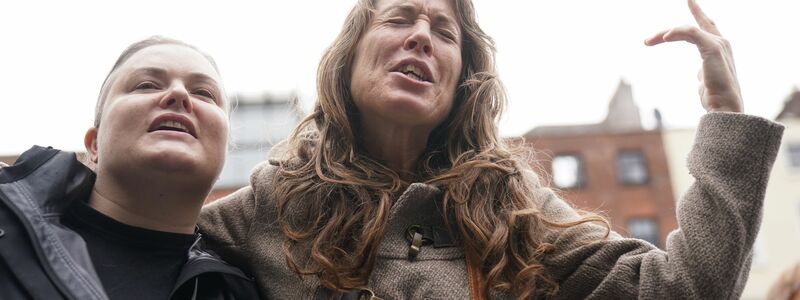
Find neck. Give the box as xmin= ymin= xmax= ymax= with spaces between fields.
xmin=88 ymin=171 xmax=208 ymax=234
xmin=359 ymin=117 xmax=432 ymax=180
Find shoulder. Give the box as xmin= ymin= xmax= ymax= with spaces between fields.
xmin=0 ymin=146 xmax=62 ymax=182
xmin=249 ymin=159 xmax=282 ymax=201
xmin=200 ymin=160 xmax=281 ymax=228
xmin=1 ymin=146 xmax=92 ymax=210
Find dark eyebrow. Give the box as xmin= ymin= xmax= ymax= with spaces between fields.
xmin=381 ymin=3 xmax=417 ymax=16
xmin=381 ymin=3 xmax=459 ymax=34
xmin=187 ymin=73 xmax=220 ymax=88
xmin=130 ymin=67 xmax=169 ymax=79
xmin=432 ymin=13 xmax=457 ymax=30
xmin=130 ymin=67 xmax=220 ymax=87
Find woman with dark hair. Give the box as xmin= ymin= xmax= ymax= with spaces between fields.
xmin=200 ymin=0 xmax=784 ymax=299
xmin=0 ymin=37 xmax=259 ymax=300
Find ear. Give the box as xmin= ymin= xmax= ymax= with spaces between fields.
xmin=84 ymin=127 xmax=99 ymax=163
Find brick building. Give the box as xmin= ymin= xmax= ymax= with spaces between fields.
xmin=524 ymin=80 xmax=677 ymax=247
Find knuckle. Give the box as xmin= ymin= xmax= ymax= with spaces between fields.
xmin=705 ymin=38 xmax=727 ymax=53
xmin=712 ymin=40 xmax=728 ymax=53
xmin=720 ymin=39 xmax=732 ymax=49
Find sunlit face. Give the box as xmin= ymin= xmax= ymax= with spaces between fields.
xmin=86 ymin=44 xmax=228 ymax=184
xmin=350 ymin=0 xmax=462 ymax=129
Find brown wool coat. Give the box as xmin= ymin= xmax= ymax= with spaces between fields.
xmin=200 ymin=112 xmax=784 ymax=299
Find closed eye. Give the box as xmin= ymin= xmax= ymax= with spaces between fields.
xmin=386 ymin=17 xmax=410 ymax=25
xmin=438 ymin=30 xmax=457 ymax=42
xmin=193 ymin=88 xmax=216 ymax=101
xmin=135 ymin=81 xmax=160 ymax=90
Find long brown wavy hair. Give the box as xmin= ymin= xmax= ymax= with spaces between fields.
xmin=273 ymin=0 xmax=609 ymax=298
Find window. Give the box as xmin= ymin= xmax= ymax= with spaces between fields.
xmin=215 ymin=101 xmax=298 ymax=188
xmin=216 ymin=149 xmax=265 ymax=188
xmin=788 ymin=144 xmax=800 ymax=168
xmin=552 ymin=154 xmax=584 ymax=189
xmin=628 ymin=218 xmax=659 ymax=247
xmin=617 ymin=150 xmax=648 ymax=185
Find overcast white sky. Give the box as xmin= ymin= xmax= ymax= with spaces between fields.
xmin=1 ymin=0 xmax=799 ymax=155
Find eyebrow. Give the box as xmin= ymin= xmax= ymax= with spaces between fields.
xmin=382 ymin=3 xmax=417 ymax=16
xmin=129 ymin=67 xmax=168 ymax=79
xmin=131 ymin=67 xmax=220 ymax=87
xmin=383 ymin=3 xmax=458 ymax=26
xmin=432 ymin=13 xmax=457 ymax=29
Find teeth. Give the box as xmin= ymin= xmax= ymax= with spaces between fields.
xmin=159 ymin=120 xmax=188 ymax=132
xmin=401 ymin=64 xmax=426 ymax=81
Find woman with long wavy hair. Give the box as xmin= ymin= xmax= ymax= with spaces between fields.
xmin=200 ymin=0 xmax=784 ymax=299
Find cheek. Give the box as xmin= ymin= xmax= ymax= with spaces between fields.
xmin=205 ymin=110 xmax=230 ymax=149
xmin=100 ymin=102 xmax=143 ymax=142
xmin=438 ymin=52 xmax=462 ymax=96
xmin=447 ymin=50 xmax=463 ymax=88
xmin=352 ymin=37 xmax=388 ymax=78
xmin=350 ymin=62 xmax=374 ymax=108
xmin=436 ymin=51 xmax=462 ymax=119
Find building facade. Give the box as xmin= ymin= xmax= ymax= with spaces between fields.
xmin=524 ymin=81 xmax=677 ymax=247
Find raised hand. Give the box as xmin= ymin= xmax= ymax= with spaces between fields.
xmin=645 ymin=0 xmax=743 ymax=113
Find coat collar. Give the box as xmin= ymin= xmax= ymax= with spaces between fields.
xmin=0 ymin=145 xmax=94 ymax=215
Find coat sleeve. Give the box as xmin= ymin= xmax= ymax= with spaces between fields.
xmin=200 ymin=186 xmax=256 ymax=243
xmin=540 ymin=112 xmax=784 ymax=300
xmin=199 ymin=186 xmax=258 ymax=271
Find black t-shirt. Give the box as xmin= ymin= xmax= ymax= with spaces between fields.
xmin=62 ymin=201 xmax=197 ymax=300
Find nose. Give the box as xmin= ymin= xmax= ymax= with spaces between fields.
xmin=404 ymin=21 xmax=433 ymax=56
xmin=159 ymin=81 xmax=193 ymax=113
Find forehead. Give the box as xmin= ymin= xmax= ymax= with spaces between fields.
xmin=116 ymin=44 xmax=221 ymax=84
xmin=374 ymin=0 xmax=457 ymax=21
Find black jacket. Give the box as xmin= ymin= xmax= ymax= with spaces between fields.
xmin=0 ymin=146 xmax=261 ymax=300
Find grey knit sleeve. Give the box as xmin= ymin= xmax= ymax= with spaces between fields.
xmin=541 ymin=112 xmax=784 ymax=299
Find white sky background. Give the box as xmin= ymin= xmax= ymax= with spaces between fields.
xmin=1 ymin=0 xmax=799 ymax=155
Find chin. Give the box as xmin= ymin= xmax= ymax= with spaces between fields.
xmin=381 ymin=98 xmax=445 ymax=125
xmin=382 ymin=92 xmax=427 ymax=110
xmin=135 ymin=141 xmax=202 ymax=169
xmin=139 ymin=153 xmax=219 ymax=189
xmin=147 ymin=151 xmax=203 ymax=172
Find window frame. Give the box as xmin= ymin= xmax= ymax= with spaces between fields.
xmin=627 ymin=217 xmax=660 ymax=248
xmin=616 ymin=149 xmax=650 ymax=186
xmin=551 ymin=153 xmax=586 ymax=189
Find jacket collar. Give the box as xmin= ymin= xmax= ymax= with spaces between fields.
xmin=1 ymin=145 xmax=95 ymax=215
xmin=5 ymin=146 xmax=250 ymax=278
xmin=0 ymin=146 xmax=107 ymax=300
xmin=3 ymin=146 xmax=254 ymax=299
